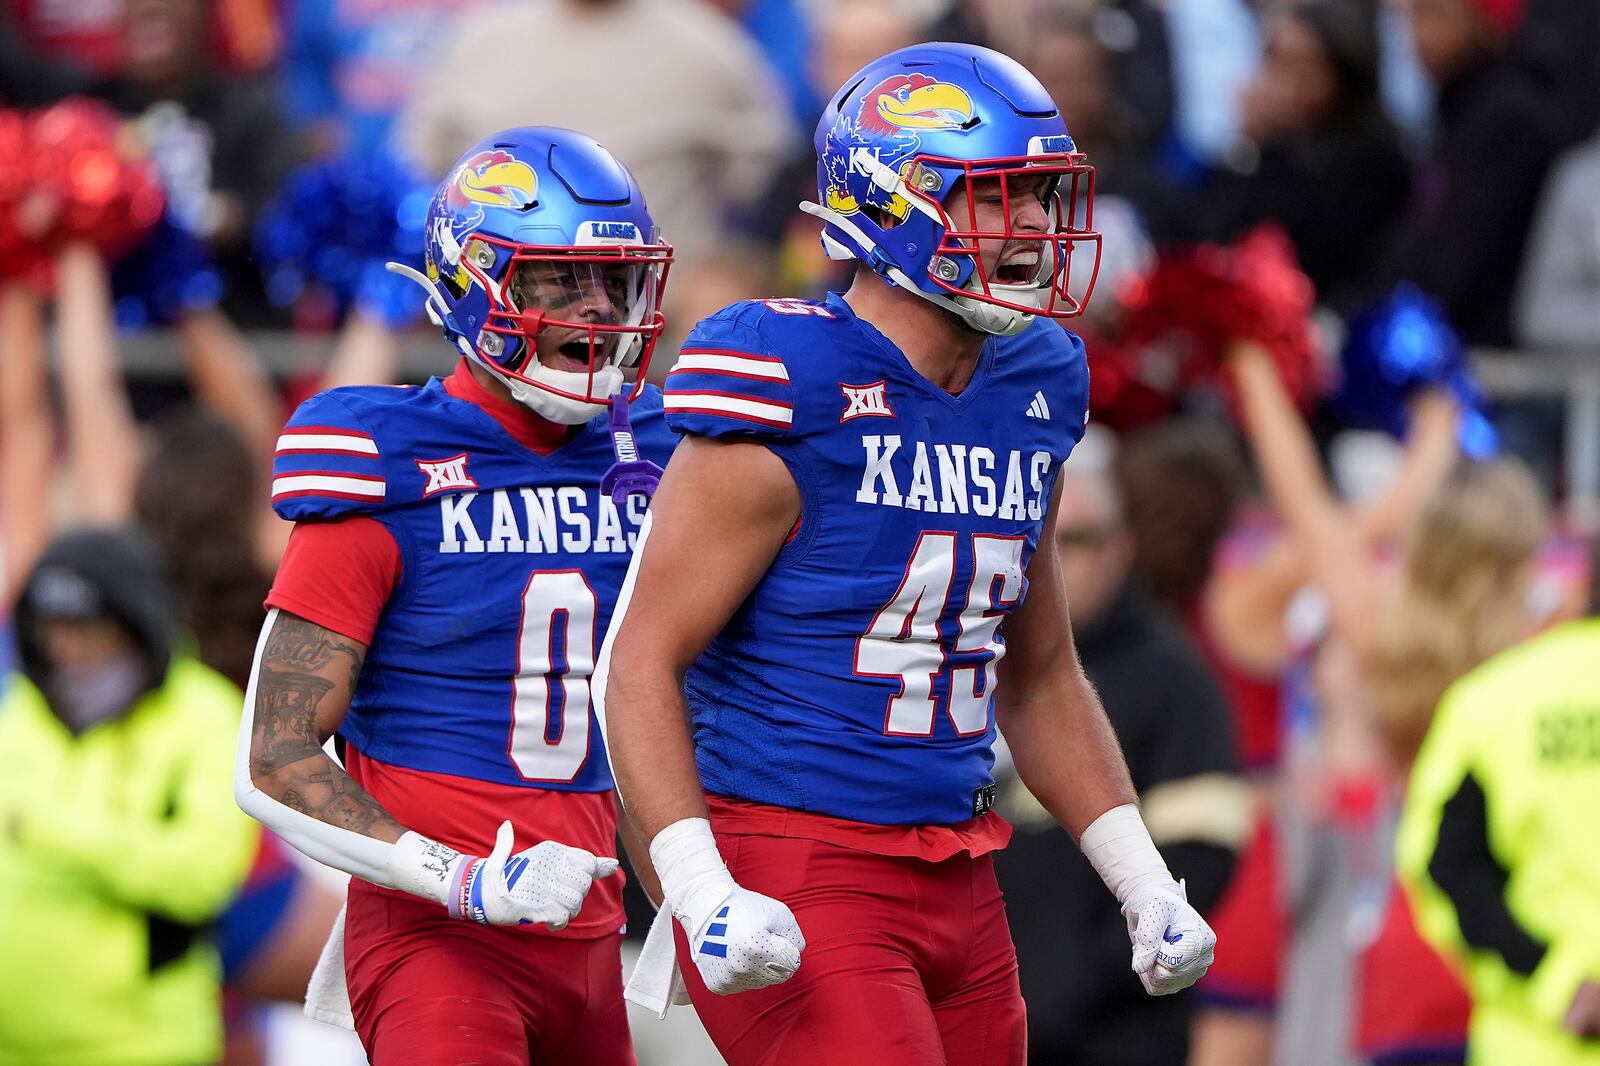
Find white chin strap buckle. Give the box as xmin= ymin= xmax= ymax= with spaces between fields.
xmin=954 ymin=284 xmax=1044 ymax=336
xmin=505 ymin=363 xmax=625 ymax=425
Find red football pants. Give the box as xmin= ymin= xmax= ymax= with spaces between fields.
xmin=675 ymin=833 xmax=1026 ymax=1066
xmin=344 ymin=884 xmax=634 ymax=1065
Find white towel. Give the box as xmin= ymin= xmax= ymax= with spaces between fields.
xmin=625 ymin=906 xmax=691 ymax=1018
xmin=304 ymin=903 xmax=356 ymax=1031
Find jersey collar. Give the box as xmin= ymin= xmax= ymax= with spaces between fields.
xmin=824 ymin=291 xmax=996 ymax=406
xmin=443 ymin=360 xmax=575 ymax=456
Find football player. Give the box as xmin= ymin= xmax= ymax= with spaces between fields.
xmin=235 ymin=127 xmax=674 ymax=1065
xmin=601 ymin=44 xmax=1216 ymax=1064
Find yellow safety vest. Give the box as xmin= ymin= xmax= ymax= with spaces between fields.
xmin=0 ymin=657 xmax=257 ymax=1066
xmin=1397 ymin=619 xmax=1600 ymax=1065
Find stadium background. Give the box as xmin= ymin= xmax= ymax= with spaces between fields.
xmin=1 ymin=0 xmax=1597 ymax=1063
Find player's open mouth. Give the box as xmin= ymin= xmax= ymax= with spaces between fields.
xmin=995 ymin=249 xmax=1041 ymax=285
xmin=542 ymin=337 xmax=594 ymax=373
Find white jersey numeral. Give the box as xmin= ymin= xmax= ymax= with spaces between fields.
xmin=509 ymin=570 xmax=598 ymax=781
xmin=949 ymin=535 xmax=1026 ymax=734
xmin=857 ymin=532 xmax=958 ymax=735
xmin=855 ymin=533 xmax=1026 ymax=736
xmin=762 ymin=298 xmax=835 ymax=317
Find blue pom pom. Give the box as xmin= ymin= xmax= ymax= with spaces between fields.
xmin=110 ymin=210 xmax=223 ymax=330
xmin=253 ymin=146 xmax=432 ymax=324
xmin=1333 ymin=284 xmax=1499 ymax=457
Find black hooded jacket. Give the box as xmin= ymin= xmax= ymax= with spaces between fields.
xmin=14 ymin=527 xmax=180 ymax=710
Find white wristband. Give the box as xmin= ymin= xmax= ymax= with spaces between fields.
xmin=387 ymin=831 xmax=468 ymax=906
xmin=1079 ymin=803 xmax=1174 ymax=904
xmin=649 ymin=817 xmax=735 ymax=935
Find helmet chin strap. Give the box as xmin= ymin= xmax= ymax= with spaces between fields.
xmin=952 ymin=283 xmax=1042 ymax=336
xmin=506 ymin=363 xmax=624 ymax=425
xmin=798 ymin=200 xmax=1037 ymax=337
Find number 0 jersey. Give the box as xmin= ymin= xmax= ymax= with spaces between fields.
xmin=662 ymin=294 xmax=1090 ymax=826
xmin=266 ymin=363 xmax=676 ymax=932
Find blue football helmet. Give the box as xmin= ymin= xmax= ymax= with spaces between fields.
xmin=801 ymin=43 xmax=1101 ymax=335
xmin=389 ymin=127 xmax=672 ymax=424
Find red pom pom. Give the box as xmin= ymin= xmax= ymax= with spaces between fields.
xmin=0 ymin=108 xmax=53 ymax=285
xmin=1114 ymin=224 xmax=1323 ymax=423
xmin=28 ymin=97 xmax=164 ymax=263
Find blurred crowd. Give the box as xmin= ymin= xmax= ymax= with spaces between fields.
xmin=1 ymin=0 xmax=1598 ymax=1064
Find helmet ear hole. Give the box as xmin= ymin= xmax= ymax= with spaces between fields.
xmin=434 ymin=260 xmax=468 ymax=300
xmin=867 ymin=206 xmax=900 ymax=230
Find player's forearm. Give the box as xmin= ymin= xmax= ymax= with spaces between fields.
xmin=1352 ymin=388 xmax=1460 ymax=545
xmin=54 ymin=243 xmax=138 ymax=523
xmin=248 ymin=750 xmax=406 ymax=845
xmin=0 ymin=283 xmax=54 ymax=597
xmin=999 ymin=668 xmax=1136 ymax=839
xmin=240 ymin=677 xmax=411 ymax=883
xmin=603 ymin=660 xmax=710 ymax=845
xmin=236 ymin=610 xmax=417 ymax=888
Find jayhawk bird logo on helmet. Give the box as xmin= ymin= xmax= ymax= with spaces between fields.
xmin=859 ymin=74 xmax=973 ymax=134
xmin=452 ymin=150 xmax=539 ymax=209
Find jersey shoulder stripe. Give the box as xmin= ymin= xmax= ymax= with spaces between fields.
xmin=275 ymin=426 xmax=379 ymax=456
xmin=272 ymin=389 xmax=390 ymax=520
xmin=663 ymin=389 xmax=793 ymax=430
xmin=665 ymin=304 xmax=798 ymax=440
xmin=271 ymin=470 xmax=386 ymax=504
xmin=673 ymin=349 xmax=791 ymax=382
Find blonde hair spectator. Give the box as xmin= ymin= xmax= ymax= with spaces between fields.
xmin=1365 ymin=458 xmax=1547 ymax=763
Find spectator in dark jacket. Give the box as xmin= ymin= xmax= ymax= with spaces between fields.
xmin=994 ymin=430 xmax=1248 ymax=1066
xmin=1374 ymin=0 xmax=1561 ymax=345
xmin=1191 ymin=0 xmax=1411 ymax=311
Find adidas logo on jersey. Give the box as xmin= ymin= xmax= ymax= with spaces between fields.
xmin=840 ymin=381 xmax=895 ymax=422
xmin=855 ymin=435 xmax=1052 ymax=520
xmin=1026 ymin=391 xmax=1051 ymax=420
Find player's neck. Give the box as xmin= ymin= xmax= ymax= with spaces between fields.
xmin=454 ymin=359 xmax=575 ymax=455
xmin=842 ymin=272 xmax=986 ymax=395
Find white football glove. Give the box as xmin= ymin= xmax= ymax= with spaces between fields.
xmin=388 ymin=821 xmax=619 ymax=928
xmin=1123 ymin=878 xmax=1217 ymax=995
xmin=1080 ymin=803 xmax=1218 ymax=997
xmin=651 ymin=817 xmax=804 ymax=995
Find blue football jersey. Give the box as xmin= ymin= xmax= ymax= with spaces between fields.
xmin=663 ymin=294 xmax=1091 ymax=826
xmin=272 ymin=377 xmax=676 ymax=792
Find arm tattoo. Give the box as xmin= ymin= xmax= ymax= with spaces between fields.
xmin=251 ymin=614 xmax=404 ymax=841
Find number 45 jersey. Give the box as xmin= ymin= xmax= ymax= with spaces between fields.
xmin=662 ymin=294 xmax=1090 ymax=827
xmin=266 ymin=364 xmax=676 ymax=932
